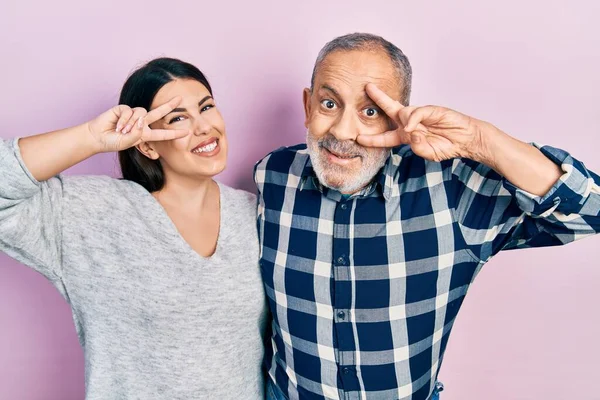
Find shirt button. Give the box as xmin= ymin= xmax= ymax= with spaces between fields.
xmin=337 ymin=311 xmax=346 ymax=320
xmin=337 ymin=256 xmax=346 ymax=265
xmin=343 ymin=367 xmax=351 ymax=374
xmin=340 ymin=203 xmax=348 ymax=210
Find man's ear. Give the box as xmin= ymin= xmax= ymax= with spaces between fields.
xmin=136 ymin=142 xmax=160 ymax=160
xmin=303 ymin=88 xmax=312 ymax=129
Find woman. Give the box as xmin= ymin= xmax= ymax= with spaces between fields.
xmin=0 ymin=58 xmax=267 ymax=399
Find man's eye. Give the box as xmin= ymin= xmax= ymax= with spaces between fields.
xmin=201 ymin=104 xmax=214 ymax=112
xmin=363 ymin=108 xmax=379 ymax=117
xmin=321 ymin=99 xmax=337 ymax=109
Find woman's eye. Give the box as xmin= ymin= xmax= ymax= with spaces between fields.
xmin=320 ymin=99 xmax=337 ymax=110
xmin=168 ymin=115 xmax=186 ymax=124
xmin=363 ymin=108 xmax=379 ymax=117
xmin=201 ymin=104 xmax=215 ymax=112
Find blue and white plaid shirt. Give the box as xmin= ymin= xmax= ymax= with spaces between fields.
xmin=254 ymin=143 xmax=600 ymax=400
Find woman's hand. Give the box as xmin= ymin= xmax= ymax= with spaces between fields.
xmin=86 ymin=96 xmax=190 ymax=153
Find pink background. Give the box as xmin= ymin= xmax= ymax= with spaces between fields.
xmin=1 ymin=1 xmax=599 ymax=399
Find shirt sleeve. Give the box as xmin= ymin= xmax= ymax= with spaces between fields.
xmin=451 ymin=144 xmax=600 ymax=262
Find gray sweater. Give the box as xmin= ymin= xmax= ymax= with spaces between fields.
xmin=0 ymin=139 xmax=268 ymax=399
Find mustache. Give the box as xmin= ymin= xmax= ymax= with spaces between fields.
xmin=317 ymin=134 xmax=366 ymax=157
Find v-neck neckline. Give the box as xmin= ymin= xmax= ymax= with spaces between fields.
xmin=143 ymin=181 xmax=224 ymax=262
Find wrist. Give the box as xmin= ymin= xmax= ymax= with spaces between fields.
xmin=82 ymin=122 xmax=107 ymax=155
xmin=465 ymin=119 xmax=504 ymax=169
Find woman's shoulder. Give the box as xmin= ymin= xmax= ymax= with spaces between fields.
xmin=64 ymin=175 xmax=144 ymax=194
xmin=218 ymin=182 xmax=257 ymax=208
xmin=217 ymin=183 xmax=258 ymax=245
xmin=62 ymin=175 xmax=149 ymax=210
xmin=217 ymin=182 xmax=257 ymax=225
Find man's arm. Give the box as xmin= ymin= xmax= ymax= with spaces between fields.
xmin=358 ymin=83 xmax=600 ymax=260
xmin=359 ymin=83 xmax=573 ymax=196
xmin=466 ymin=121 xmax=562 ymax=196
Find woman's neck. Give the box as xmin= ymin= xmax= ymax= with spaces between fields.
xmin=152 ymin=175 xmax=218 ymax=213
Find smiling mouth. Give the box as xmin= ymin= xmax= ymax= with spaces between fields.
xmin=191 ymin=138 xmax=219 ymax=154
xmin=323 ymin=147 xmax=360 ymax=160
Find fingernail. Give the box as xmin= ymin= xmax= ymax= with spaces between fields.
xmin=116 ymin=125 xmax=122 ymax=133
xmin=137 ymin=117 xmax=144 ymax=128
xmin=124 ymin=124 xmax=132 ymax=133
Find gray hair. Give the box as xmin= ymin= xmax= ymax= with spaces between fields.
xmin=310 ymin=32 xmax=412 ymax=105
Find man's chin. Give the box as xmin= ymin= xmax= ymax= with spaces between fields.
xmin=309 ymin=151 xmax=370 ymax=193
xmin=318 ymin=171 xmax=360 ymax=193
xmin=321 ymin=178 xmax=345 ymax=191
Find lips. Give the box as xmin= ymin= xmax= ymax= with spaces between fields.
xmin=323 ymin=146 xmax=360 ymax=159
xmin=191 ymin=137 xmax=219 ymax=154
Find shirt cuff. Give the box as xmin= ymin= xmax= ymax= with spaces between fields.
xmin=502 ymin=143 xmax=593 ymax=217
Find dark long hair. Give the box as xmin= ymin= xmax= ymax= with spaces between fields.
xmin=118 ymin=58 xmax=213 ymax=192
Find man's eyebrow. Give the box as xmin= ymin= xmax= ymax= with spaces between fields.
xmin=320 ymin=85 xmax=339 ymax=97
xmin=320 ymin=84 xmax=379 ymax=104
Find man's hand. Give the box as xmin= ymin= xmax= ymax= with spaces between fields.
xmin=357 ymin=83 xmax=488 ymax=163
xmin=357 ymin=83 xmax=563 ymax=196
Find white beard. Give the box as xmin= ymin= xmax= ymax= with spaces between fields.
xmin=306 ymin=130 xmax=389 ymax=194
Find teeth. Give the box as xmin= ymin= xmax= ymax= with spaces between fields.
xmin=192 ymin=141 xmax=218 ymax=154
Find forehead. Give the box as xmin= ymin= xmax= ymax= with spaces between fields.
xmin=151 ymin=79 xmax=210 ymax=110
xmin=315 ymin=49 xmax=401 ymax=99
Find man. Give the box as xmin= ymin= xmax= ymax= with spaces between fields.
xmin=255 ymin=32 xmax=600 ymax=400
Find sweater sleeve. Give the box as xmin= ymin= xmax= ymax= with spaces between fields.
xmin=0 ymin=138 xmax=67 ymax=296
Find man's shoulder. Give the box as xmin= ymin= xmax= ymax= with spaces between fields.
xmin=254 ymin=143 xmax=309 ymax=177
xmin=254 ymin=144 xmax=310 ymax=192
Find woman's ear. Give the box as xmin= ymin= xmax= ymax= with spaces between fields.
xmin=136 ymin=142 xmax=160 ymax=160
